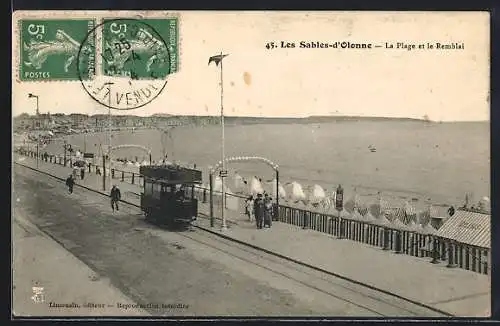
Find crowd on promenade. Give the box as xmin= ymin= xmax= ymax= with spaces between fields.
xmin=15 ymin=148 xmax=493 ymax=277
xmin=245 ymin=193 xmax=275 ymax=229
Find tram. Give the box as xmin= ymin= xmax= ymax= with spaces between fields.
xmin=140 ymin=165 xmax=202 ymax=226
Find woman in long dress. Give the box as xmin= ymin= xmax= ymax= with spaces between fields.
xmin=246 ymin=196 xmax=255 ymax=222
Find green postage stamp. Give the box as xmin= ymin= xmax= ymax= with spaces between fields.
xmin=101 ymin=18 xmax=179 ymax=79
xmin=20 ymin=19 xmax=96 ymax=81
xmin=19 ymin=17 xmax=179 ymax=82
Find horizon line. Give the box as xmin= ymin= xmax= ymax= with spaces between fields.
xmin=12 ymin=112 xmax=489 ymax=123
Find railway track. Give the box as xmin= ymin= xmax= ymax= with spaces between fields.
xmin=13 ymin=162 xmax=454 ymax=317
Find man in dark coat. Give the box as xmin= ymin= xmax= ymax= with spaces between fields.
xmin=80 ymin=168 xmax=85 ymax=180
xmin=65 ymin=174 xmax=75 ymax=194
xmin=110 ymin=185 xmax=121 ymax=212
xmin=254 ymin=193 xmax=265 ymax=229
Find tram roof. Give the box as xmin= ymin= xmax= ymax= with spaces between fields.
xmin=140 ymin=165 xmax=202 ymax=184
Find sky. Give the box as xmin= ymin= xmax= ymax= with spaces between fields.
xmin=12 ymin=11 xmax=489 ymax=121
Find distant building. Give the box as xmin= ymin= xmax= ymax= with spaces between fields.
xmin=69 ymin=113 xmax=88 ymax=127
xmin=14 ymin=113 xmax=54 ymax=130
xmin=14 ymin=115 xmax=33 ymax=130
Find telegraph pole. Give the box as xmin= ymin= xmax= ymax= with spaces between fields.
xmin=28 ymin=93 xmax=40 ymax=168
xmin=63 ymin=140 xmax=67 ymax=166
xmin=104 ymin=82 xmax=114 ymax=191
xmin=209 ymin=52 xmax=230 ymax=231
xmin=219 ymin=52 xmax=227 ymax=231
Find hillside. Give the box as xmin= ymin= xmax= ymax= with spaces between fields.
xmin=13 ymin=113 xmax=487 ymax=131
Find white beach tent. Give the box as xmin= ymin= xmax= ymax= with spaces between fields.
xmin=268 ymin=179 xmax=287 ymax=199
xmin=373 ymin=212 xmax=392 ymax=227
xmin=233 ymin=173 xmax=246 ymax=192
xmin=250 ymin=177 xmax=264 ymax=196
xmin=290 ymin=181 xmax=306 ymax=202
xmin=213 ymin=176 xmax=223 ymax=192
xmin=339 ymin=208 xmax=351 ymax=219
xmin=345 ymin=191 xmax=362 ymax=213
xmin=406 ymin=219 xmax=419 ymax=232
xmin=413 ymin=222 xmax=424 ymax=233
xmin=350 ymin=209 xmax=364 ymax=221
xmin=392 ymin=217 xmax=409 ymax=231
xmin=363 ymin=211 xmax=376 ymax=223
xmin=309 ymin=184 xmax=326 ymax=205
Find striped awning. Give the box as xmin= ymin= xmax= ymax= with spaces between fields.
xmin=435 ymin=209 xmax=490 ymax=248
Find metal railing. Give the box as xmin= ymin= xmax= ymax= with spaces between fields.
xmin=17 ymin=149 xmax=490 ymax=275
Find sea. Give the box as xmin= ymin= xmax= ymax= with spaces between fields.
xmin=41 ymin=120 xmax=489 ymax=208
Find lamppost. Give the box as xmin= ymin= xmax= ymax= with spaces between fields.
xmin=335 ymin=184 xmax=344 ymax=239
xmin=28 ymin=93 xmax=39 ymax=116
xmin=104 ymin=82 xmax=114 ymax=191
xmin=209 ymin=52 xmax=229 ymax=231
xmin=28 ymin=93 xmax=39 ymax=168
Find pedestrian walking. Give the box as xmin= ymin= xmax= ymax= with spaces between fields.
xmin=96 ymin=166 xmax=101 ymax=176
xmin=244 ymin=196 xmax=249 ymax=215
xmin=254 ymin=193 xmax=265 ymax=229
xmin=65 ymin=174 xmax=75 ymax=194
xmin=110 ymin=185 xmax=121 ymax=212
xmin=245 ymin=195 xmax=255 ymax=222
xmin=80 ymin=168 xmax=85 ymax=180
xmin=264 ymin=194 xmax=273 ymax=228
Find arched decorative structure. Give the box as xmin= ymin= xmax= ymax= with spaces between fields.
xmin=210 ymin=156 xmax=279 ymax=174
xmin=97 ymin=144 xmax=153 ymax=191
xmin=209 ymin=156 xmax=280 ymax=227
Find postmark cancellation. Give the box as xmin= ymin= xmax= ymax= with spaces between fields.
xmin=15 ymin=13 xmax=180 ymax=86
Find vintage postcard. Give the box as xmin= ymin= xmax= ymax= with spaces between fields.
xmin=11 ymin=10 xmax=490 ymax=318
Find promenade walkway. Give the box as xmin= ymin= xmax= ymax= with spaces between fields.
xmin=13 ymin=208 xmax=148 ymax=316
xmin=13 ymin=154 xmax=490 ymax=317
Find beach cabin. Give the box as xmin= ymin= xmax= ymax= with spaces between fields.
xmin=429 ymin=205 xmax=453 ymax=229
xmin=435 ymin=209 xmax=490 ymax=274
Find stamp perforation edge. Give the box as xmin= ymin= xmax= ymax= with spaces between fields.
xmin=13 ymin=17 xmax=97 ymax=83
xmin=14 ymin=12 xmax=182 ymax=83
xmin=98 ymin=15 xmax=181 ymax=81
xmin=16 ymin=18 xmax=98 ymax=83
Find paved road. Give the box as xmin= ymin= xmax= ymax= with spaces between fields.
xmin=10 ymin=165 xmax=346 ymax=316
xmin=13 ymin=164 xmax=450 ymax=317
xmin=13 ymin=213 xmax=148 ymax=317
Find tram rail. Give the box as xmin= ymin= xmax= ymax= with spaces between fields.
xmin=13 ymin=162 xmax=454 ymax=317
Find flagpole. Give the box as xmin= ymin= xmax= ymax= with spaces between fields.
xmin=220 ymin=51 xmax=227 ymax=231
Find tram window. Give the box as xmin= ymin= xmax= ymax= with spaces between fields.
xmin=152 ymin=183 xmax=161 ymax=199
xmin=144 ymin=181 xmax=153 ymax=196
